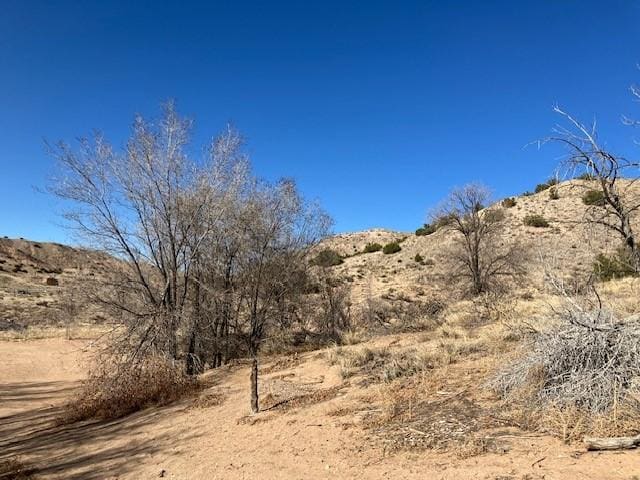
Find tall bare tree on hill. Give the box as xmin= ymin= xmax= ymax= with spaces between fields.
xmin=432 ymin=183 xmax=521 ymax=296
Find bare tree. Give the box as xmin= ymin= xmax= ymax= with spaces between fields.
xmin=432 ymin=183 xmax=521 ymax=296
xmin=237 ymin=179 xmax=331 ymax=413
xmin=49 ymin=102 xmax=227 ymax=364
xmin=50 ymin=103 xmax=333 ymax=415
xmin=550 ymin=106 xmax=640 ymax=271
xmin=315 ymin=267 xmax=351 ymax=339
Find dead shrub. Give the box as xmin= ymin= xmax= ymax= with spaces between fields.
xmin=367 ymin=371 xmax=500 ymax=456
xmin=490 ymin=314 xmax=640 ymax=413
xmin=62 ymin=355 xmax=198 ymax=422
xmin=192 ymin=389 xmax=226 ymax=409
xmin=355 ymin=296 xmax=445 ymax=334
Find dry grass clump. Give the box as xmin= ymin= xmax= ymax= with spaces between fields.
xmin=326 ymin=345 xmax=439 ymax=382
xmin=191 ymin=389 xmax=227 ymax=409
xmin=366 ymin=360 xmax=502 ymax=456
xmin=0 ymin=457 xmax=37 ymax=479
xmin=437 ymin=336 xmax=489 ymax=360
xmin=62 ymin=355 xmax=198 ymax=422
xmin=339 ymin=329 xmax=367 ymax=345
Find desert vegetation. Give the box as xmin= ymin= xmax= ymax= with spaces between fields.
xmin=4 ymin=67 xmax=640 ymax=480
xmin=48 ymin=103 xmax=347 ymax=416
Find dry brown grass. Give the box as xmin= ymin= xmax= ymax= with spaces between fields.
xmin=364 ymin=356 xmax=504 ymax=456
xmin=0 ymin=323 xmax=111 ymax=341
xmin=61 ymin=355 xmax=199 ymax=422
xmin=191 ymin=389 xmax=227 ymax=409
xmin=326 ymin=344 xmax=442 ymax=382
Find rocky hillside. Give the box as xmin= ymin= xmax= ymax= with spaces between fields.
xmin=1 ymin=179 xmax=634 ymax=331
xmin=322 ymin=179 xmax=633 ymax=305
xmin=0 ymin=237 xmax=113 ymax=329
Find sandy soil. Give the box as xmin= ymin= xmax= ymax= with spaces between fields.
xmin=1 ymin=338 xmax=639 ymax=480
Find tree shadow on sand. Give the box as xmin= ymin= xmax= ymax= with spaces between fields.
xmin=0 ymin=381 xmax=201 ymax=479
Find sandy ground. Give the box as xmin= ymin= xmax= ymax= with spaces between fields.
xmin=1 ymin=338 xmax=639 ymax=479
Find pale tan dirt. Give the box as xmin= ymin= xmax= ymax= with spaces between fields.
xmin=1 ymin=338 xmax=639 ymax=479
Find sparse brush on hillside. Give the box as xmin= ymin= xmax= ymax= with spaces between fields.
xmin=523 ymin=214 xmax=549 ymax=228
xmin=312 ymin=249 xmax=344 ymax=266
xmin=534 ymin=177 xmax=559 ymax=194
xmin=382 ymin=242 xmax=401 ymax=254
xmin=576 ymin=172 xmax=596 ymax=181
xmin=549 ymin=103 xmax=640 ymax=272
xmin=415 ymin=224 xmax=437 ymax=236
xmin=594 ymin=247 xmax=638 ymax=281
xmin=582 ymin=189 xmax=605 ymax=206
xmin=432 ymin=184 xmax=523 ymax=296
xmin=501 ymin=197 xmax=516 ymax=208
xmin=363 ymin=242 xmax=382 ymax=253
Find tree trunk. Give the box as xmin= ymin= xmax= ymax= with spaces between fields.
xmin=584 ymin=434 xmax=640 ymax=451
xmin=250 ymin=355 xmax=259 ymax=414
xmin=186 ymin=326 xmax=197 ymax=375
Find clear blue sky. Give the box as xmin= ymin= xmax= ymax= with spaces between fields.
xmin=2 ymin=1 xmax=640 ymax=243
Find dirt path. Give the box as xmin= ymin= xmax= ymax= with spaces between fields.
xmin=1 ymin=339 xmax=639 ymax=479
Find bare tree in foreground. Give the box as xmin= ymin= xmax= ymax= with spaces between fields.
xmin=50 ymin=103 xmax=335 ymax=415
xmin=432 ymin=183 xmax=521 ymax=296
xmin=237 ymin=179 xmax=331 ymax=413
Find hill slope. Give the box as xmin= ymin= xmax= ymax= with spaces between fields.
xmin=1 ymin=179 xmax=634 ymax=331
xmin=0 ymin=237 xmax=113 ymax=330
xmin=323 ymin=180 xmax=631 ymax=305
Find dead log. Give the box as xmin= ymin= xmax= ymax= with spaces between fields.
xmin=584 ymin=434 xmax=640 ymax=451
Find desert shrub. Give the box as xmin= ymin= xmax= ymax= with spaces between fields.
xmin=576 ymin=172 xmax=596 ymax=181
xmin=339 ymin=329 xmax=366 ymax=345
xmin=326 ymin=345 xmax=436 ymax=382
xmin=415 ymin=223 xmax=437 ymax=236
xmin=490 ymin=312 xmax=640 ymax=413
xmin=582 ymin=189 xmax=605 ymax=206
xmin=383 ymin=242 xmax=401 ymax=254
xmin=593 ymin=249 xmax=637 ymax=281
xmin=484 ymin=208 xmax=505 ymax=222
xmin=523 ymin=214 xmax=549 ymax=228
xmin=380 ymin=348 xmax=439 ymax=382
xmin=62 ymin=355 xmax=198 ymax=422
xmin=438 ymin=336 xmax=489 ymax=361
xmin=522 ymin=191 xmax=533 ymax=197
xmin=534 ymin=178 xmax=559 ymax=194
xmin=501 ymin=197 xmax=516 ymax=208
xmin=548 ymin=187 xmax=559 ymax=200
xmin=312 ymin=248 xmax=343 ymax=267
xmin=433 ymin=213 xmax=458 ymax=229
xmin=414 ymin=253 xmax=424 ymax=263
xmin=363 ymin=242 xmax=382 ymax=253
